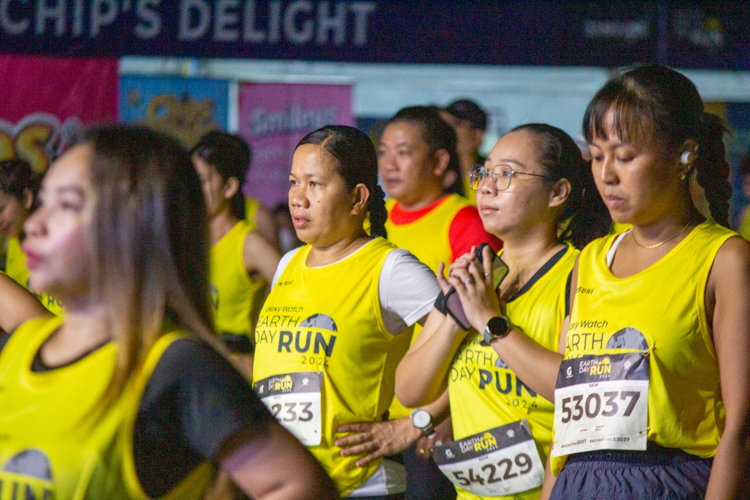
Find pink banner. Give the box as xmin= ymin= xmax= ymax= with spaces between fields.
xmin=0 ymin=55 xmax=118 ymax=174
xmin=238 ymin=82 xmax=354 ymax=210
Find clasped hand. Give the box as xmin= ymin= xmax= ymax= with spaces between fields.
xmin=437 ymin=245 xmax=503 ymax=332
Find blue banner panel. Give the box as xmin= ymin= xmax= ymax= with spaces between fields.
xmin=119 ymin=75 xmax=229 ymax=146
xmin=0 ymin=1 xmax=747 ymax=69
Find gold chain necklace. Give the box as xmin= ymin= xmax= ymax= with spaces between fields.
xmin=630 ymin=220 xmax=693 ymax=249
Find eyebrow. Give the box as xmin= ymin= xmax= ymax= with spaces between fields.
xmin=57 ymin=186 xmax=86 ymax=198
xmin=486 ymin=159 xmax=528 ymax=170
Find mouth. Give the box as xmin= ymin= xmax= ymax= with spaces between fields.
xmin=292 ymin=215 xmax=310 ymax=229
xmin=22 ymin=247 xmax=42 ymax=269
xmin=603 ymin=194 xmax=625 ymax=208
xmin=382 ymin=178 xmax=401 ymax=189
xmin=478 ymin=204 xmax=499 ymax=215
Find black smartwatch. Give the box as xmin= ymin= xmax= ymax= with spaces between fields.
xmin=479 ymin=316 xmax=511 ymax=346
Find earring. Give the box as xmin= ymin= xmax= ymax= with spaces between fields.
xmin=680 ymin=150 xmax=694 ymax=165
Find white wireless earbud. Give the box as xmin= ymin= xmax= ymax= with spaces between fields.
xmin=680 ymin=151 xmax=694 ymax=165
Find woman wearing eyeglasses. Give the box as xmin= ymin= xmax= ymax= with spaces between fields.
xmin=395 ymin=124 xmax=610 ymax=500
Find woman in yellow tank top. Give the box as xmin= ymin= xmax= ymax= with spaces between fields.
xmin=191 ymin=132 xmax=280 ymax=374
xmin=412 ymin=67 xmax=750 ymax=500
xmin=253 ymin=125 xmax=449 ymax=499
xmin=395 ymin=124 xmax=610 ymax=500
xmin=0 ymin=125 xmax=337 ymax=499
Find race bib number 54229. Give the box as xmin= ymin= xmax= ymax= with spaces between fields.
xmin=433 ymin=420 xmax=544 ymax=497
xmin=553 ymin=352 xmax=649 ymax=457
xmin=254 ymin=372 xmax=322 ymax=446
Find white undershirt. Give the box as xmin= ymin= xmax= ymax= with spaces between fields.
xmin=272 ymin=243 xmax=440 ymax=335
xmin=606 ymin=231 xmax=630 ymax=269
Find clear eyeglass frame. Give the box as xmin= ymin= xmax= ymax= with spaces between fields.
xmin=469 ymin=164 xmax=554 ymax=191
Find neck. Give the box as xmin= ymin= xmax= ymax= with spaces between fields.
xmin=209 ymin=210 xmax=239 ymax=246
xmin=629 ymin=199 xmax=703 ymax=248
xmin=499 ymin=226 xmax=564 ymax=293
xmin=398 ymin=187 xmax=445 ymax=211
xmin=40 ymin=300 xmax=111 ymax=367
xmin=307 ymin=230 xmax=370 ymax=267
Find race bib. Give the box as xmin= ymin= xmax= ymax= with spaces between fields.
xmin=433 ymin=420 xmax=544 ymax=496
xmin=254 ymin=372 xmax=322 ymax=446
xmin=553 ymin=352 xmax=649 ymax=457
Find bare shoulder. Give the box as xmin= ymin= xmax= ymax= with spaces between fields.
xmin=712 ymin=236 xmax=750 ymax=285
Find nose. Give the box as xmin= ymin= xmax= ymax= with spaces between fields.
xmin=289 ymin=183 xmax=308 ymax=208
xmin=23 ymin=205 xmax=45 ymax=238
xmin=479 ymin=173 xmax=496 ymax=196
xmin=597 ymin=155 xmax=618 ymax=185
xmin=377 ymin=151 xmax=395 ymax=172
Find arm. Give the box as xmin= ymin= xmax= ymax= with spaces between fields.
xmin=395 ymin=264 xmax=470 ymax=407
xmin=253 ymin=204 xmax=281 ymax=250
xmin=0 ymin=273 xmax=52 ymax=331
xmin=539 ymin=443 xmax=557 ymax=500
xmin=446 ymin=246 xmax=567 ymax=402
xmin=334 ymin=391 xmax=451 ymax=467
xmin=244 ymin=232 xmax=282 ymax=284
xmin=219 ymin=423 xmax=338 ymax=500
xmin=704 ymin=237 xmax=750 ymax=500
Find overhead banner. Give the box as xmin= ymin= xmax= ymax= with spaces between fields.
xmin=0 ymin=55 xmax=118 ymax=174
xmin=238 ymin=82 xmax=353 ymax=209
xmin=1 ymin=1 xmax=749 ymax=69
xmin=119 ymin=75 xmax=230 ymax=147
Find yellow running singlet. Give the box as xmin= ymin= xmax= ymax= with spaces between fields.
xmin=552 ymin=222 xmax=735 ymax=475
xmin=210 ymin=221 xmax=267 ymax=348
xmin=0 ymin=317 xmax=214 ymax=499
xmin=253 ymin=238 xmax=412 ymax=496
xmin=446 ymin=247 xmax=576 ymax=500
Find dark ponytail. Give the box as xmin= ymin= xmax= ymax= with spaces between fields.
xmin=297 ymin=125 xmax=386 ymax=238
xmin=695 ymin=112 xmax=731 ymax=228
xmin=511 ymin=124 xmax=611 ymax=249
xmin=369 ymin=184 xmax=388 ymax=238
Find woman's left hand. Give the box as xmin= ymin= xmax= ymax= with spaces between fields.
xmin=335 ymin=417 xmax=422 ymax=467
xmin=446 ymin=245 xmax=503 ymax=331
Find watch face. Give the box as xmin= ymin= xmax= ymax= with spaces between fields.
xmin=412 ymin=410 xmax=430 ymax=428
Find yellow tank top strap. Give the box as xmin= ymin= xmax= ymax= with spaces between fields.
xmin=244 ymin=196 xmax=261 ymax=232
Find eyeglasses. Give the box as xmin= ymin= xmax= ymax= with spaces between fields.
xmin=469 ymin=164 xmax=554 ymax=191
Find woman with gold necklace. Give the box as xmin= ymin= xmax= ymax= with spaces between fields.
xmin=407 ymin=65 xmax=750 ymax=500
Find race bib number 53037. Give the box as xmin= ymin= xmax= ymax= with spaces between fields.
xmin=553 ymin=352 xmax=649 ymax=457
xmin=433 ymin=420 xmax=544 ymax=497
xmin=254 ymin=372 xmax=322 ymax=446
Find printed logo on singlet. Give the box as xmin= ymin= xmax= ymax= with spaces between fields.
xmin=0 ymin=449 xmax=55 ymax=499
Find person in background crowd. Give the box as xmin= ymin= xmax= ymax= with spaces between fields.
xmin=254 ymin=125 xmax=447 ymax=499
xmin=378 ymin=105 xmax=501 ymax=500
xmin=440 ymin=99 xmax=489 ymax=203
xmin=0 ymin=124 xmax=338 ymax=499
xmin=191 ymin=132 xmax=280 ymax=375
xmin=0 ymin=157 xmax=62 ymax=315
xmin=245 ymin=195 xmax=280 ymax=250
xmin=379 ymin=105 xmax=502 ymax=274
xmin=396 ymin=123 xmax=610 ymax=500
